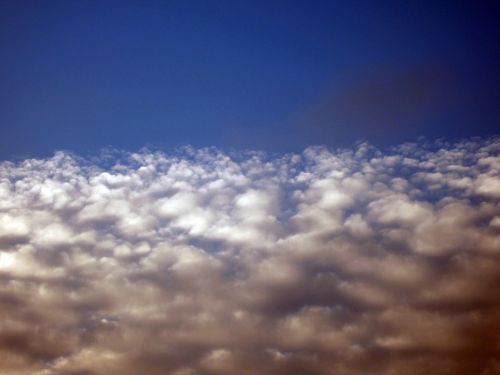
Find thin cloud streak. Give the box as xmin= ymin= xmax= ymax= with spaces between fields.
xmin=0 ymin=138 xmax=499 ymax=374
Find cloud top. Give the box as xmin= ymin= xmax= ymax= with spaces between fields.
xmin=0 ymin=138 xmax=499 ymax=375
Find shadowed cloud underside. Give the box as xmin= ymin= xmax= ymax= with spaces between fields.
xmin=0 ymin=137 xmax=499 ymax=374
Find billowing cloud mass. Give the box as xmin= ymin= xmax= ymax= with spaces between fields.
xmin=0 ymin=138 xmax=500 ymax=375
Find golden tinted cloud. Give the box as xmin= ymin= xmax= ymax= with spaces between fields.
xmin=0 ymin=139 xmax=499 ymax=374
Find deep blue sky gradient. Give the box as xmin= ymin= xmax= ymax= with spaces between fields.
xmin=1 ymin=0 xmax=499 ymax=159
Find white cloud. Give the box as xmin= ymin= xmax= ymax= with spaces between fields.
xmin=0 ymin=137 xmax=499 ymax=374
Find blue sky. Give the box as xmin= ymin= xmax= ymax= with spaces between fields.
xmin=1 ymin=0 xmax=499 ymax=159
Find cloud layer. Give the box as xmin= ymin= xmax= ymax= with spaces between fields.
xmin=0 ymin=138 xmax=499 ymax=375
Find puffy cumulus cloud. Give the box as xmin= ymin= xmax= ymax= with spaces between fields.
xmin=0 ymin=138 xmax=499 ymax=375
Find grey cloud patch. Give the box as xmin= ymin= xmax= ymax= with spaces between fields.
xmin=294 ymin=64 xmax=457 ymax=144
xmin=0 ymin=138 xmax=499 ymax=375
